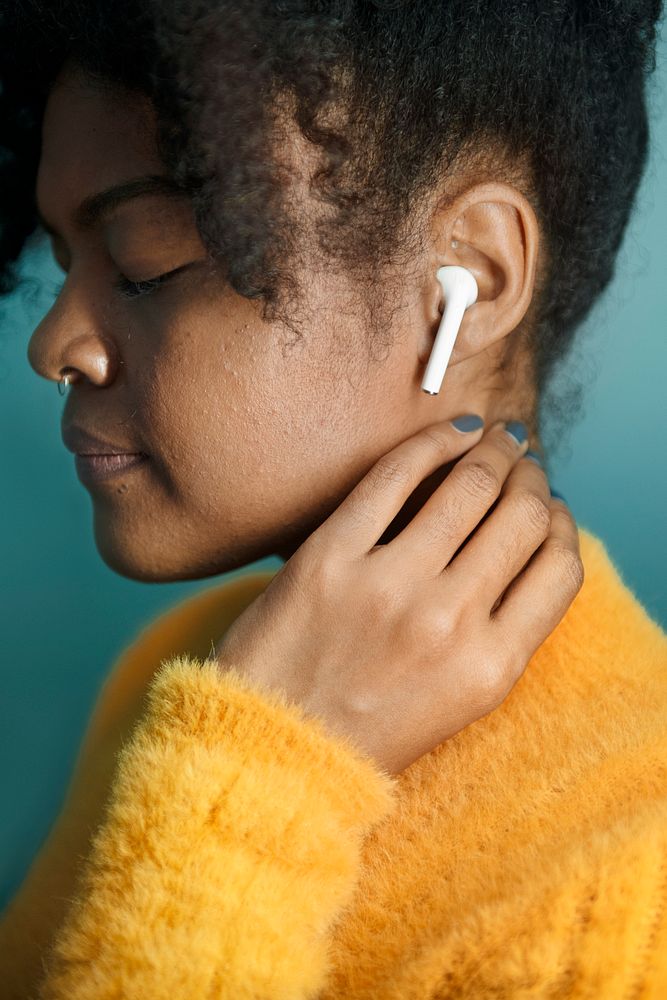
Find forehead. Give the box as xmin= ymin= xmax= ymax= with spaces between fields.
xmin=36 ymin=66 xmax=162 ymax=214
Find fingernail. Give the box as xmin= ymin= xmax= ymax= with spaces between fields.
xmin=550 ymin=489 xmax=567 ymax=503
xmin=504 ymin=420 xmax=528 ymax=445
xmin=451 ymin=414 xmax=485 ymax=433
xmin=525 ymin=449 xmax=543 ymax=467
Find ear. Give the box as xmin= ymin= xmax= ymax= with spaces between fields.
xmin=417 ymin=181 xmax=540 ymax=369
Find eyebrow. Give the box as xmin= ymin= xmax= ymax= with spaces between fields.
xmin=36 ymin=174 xmax=189 ymax=237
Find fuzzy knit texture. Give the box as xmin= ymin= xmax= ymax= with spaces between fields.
xmin=0 ymin=524 xmax=666 ymax=999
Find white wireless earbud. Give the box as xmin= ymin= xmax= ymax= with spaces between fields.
xmin=421 ymin=265 xmax=478 ymax=395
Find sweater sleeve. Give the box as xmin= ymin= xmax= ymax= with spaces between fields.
xmin=34 ymin=654 xmax=398 ymax=1000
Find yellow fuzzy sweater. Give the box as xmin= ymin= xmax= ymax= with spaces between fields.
xmin=1 ymin=525 xmax=666 ymax=999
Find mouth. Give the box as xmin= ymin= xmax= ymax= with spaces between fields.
xmin=74 ymin=452 xmax=149 ymax=486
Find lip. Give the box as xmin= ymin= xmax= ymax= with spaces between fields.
xmin=74 ymin=452 xmax=149 ymax=485
xmin=62 ymin=423 xmax=148 ymax=457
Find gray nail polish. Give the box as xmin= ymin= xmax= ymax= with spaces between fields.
xmin=525 ymin=449 xmax=543 ymax=467
xmin=451 ymin=414 xmax=485 ymax=432
xmin=550 ymin=489 xmax=567 ymax=503
xmin=504 ymin=420 xmax=528 ymax=445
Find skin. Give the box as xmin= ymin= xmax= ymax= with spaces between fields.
xmin=29 ymin=60 xmax=545 ymax=583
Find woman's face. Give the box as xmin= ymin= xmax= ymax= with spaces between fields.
xmin=28 ymin=66 xmax=502 ymax=582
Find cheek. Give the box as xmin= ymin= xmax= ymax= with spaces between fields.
xmin=129 ymin=289 xmax=408 ymax=538
xmin=131 ymin=301 xmax=352 ymax=511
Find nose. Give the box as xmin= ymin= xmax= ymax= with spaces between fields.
xmin=26 ymin=294 xmax=121 ymax=388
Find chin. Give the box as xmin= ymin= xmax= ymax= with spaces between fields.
xmin=90 ymin=511 xmax=274 ymax=583
xmin=90 ymin=515 xmax=199 ymax=582
xmin=92 ymin=532 xmax=181 ymax=582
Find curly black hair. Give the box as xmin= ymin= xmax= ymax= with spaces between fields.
xmin=1 ymin=0 xmax=664 ymax=450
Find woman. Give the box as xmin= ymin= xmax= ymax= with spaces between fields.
xmin=1 ymin=1 xmax=666 ymax=997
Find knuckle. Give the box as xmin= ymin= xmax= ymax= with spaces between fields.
xmin=292 ymin=541 xmax=340 ymax=598
xmin=474 ymin=667 xmax=505 ymax=712
xmin=423 ymin=502 xmax=457 ymax=545
xmin=420 ymin=425 xmax=450 ymax=451
xmin=407 ymin=603 xmax=460 ymax=664
xmin=494 ymin=427 xmax=521 ymax=460
xmin=458 ymin=458 xmax=502 ymax=499
xmin=550 ymin=543 xmax=585 ymax=592
xmin=367 ymin=455 xmax=412 ymax=493
xmin=484 ymin=651 xmax=517 ymax=704
xmin=509 ymin=488 xmax=552 ymax=535
xmin=416 ymin=601 xmax=458 ymax=643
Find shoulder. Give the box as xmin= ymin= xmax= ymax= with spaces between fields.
xmin=516 ymin=524 xmax=667 ymax=782
xmin=576 ymin=525 xmax=666 ymax=640
xmin=555 ymin=524 xmax=667 ymax=678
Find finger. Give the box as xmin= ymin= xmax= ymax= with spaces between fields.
xmin=446 ymin=453 xmax=552 ymax=608
xmin=312 ymin=417 xmax=486 ymax=556
xmin=490 ymin=498 xmax=584 ymax=661
xmin=384 ymin=420 xmax=530 ymax=573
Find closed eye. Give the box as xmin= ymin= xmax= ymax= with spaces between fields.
xmin=113 ymin=265 xmax=190 ymax=299
xmin=49 ymin=264 xmax=191 ymax=302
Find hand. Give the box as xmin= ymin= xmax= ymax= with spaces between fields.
xmin=211 ymin=418 xmax=583 ymax=775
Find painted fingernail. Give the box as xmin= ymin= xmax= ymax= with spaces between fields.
xmin=525 ymin=449 xmax=543 ymax=467
xmin=451 ymin=414 xmax=485 ymax=433
xmin=550 ymin=489 xmax=567 ymax=503
xmin=504 ymin=420 xmax=528 ymax=445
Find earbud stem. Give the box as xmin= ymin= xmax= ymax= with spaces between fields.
xmin=421 ymin=297 xmax=466 ymax=395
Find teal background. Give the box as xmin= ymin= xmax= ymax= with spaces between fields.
xmin=1 ymin=28 xmax=666 ymax=913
